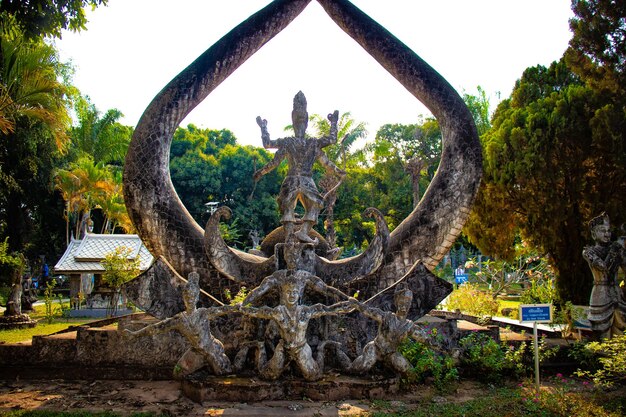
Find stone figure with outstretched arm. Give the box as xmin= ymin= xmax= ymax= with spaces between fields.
xmin=237 ymin=275 xmax=357 ymax=381
xmin=124 ymin=273 xmax=235 ymax=378
xmin=349 ymin=285 xmax=426 ymax=375
xmin=254 ymin=91 xmax=346 ymax=244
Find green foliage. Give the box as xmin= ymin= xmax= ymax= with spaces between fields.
xmin=459 ymin=332 xmax=505 ymax=380
xmin=224 ymin=286 xmax=248 ymax=306
xmin=566 ymin=0 xmax=626 ymax=96
xmin=43 ymin=281 xmax=58 ymax=324
xmin=0 ymin=31 xmax=72 ymax=256
xmin=101 ymin=246 xmax=140 ymax=316
xmin=575 ymin=335 xmax=626 ymax=388
xmin=169 ymin=125 xmax=280 ymax=241
xmin=446 ymin=282 xmax=499 ymax=317
xmin=69 ymin=95 xmax=131 ymax=166
xmin=0 ymin=0 xmax=108 ymax=40
xmin=0 ymin=237 xmax=25 ymax=284
xmin=399 ymin=337 xmax=458 ymax=391
xmin=101 ymin=246 xmax=140 ymax=290
xmin=520 ymin=274 xmax=558 ymax=304
xmin=465 ymin=56 xmax=626 ymax=305
xmin=459 ymin=332 xmax=559 ymax=381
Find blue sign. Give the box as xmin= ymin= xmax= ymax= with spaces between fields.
xmin=455 ymin=274 xmax=468 ymax=285
xmin=519 ymin=304 xmax=553 ymax=323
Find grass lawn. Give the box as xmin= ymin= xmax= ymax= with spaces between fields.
xmin=0 ymin=303 xmax=94 ymax=344
xmin=369 ymin=383 xmax=626 ymax=417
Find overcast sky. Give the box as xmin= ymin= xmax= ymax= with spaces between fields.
xmin=55 ymin=0 xmax=574 ymax=146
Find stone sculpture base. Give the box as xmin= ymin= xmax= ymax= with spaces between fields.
xmin=181 ymin=373 xmax=400 ymax=403
xmin=0 ymin=314 xmax=37 ymax=330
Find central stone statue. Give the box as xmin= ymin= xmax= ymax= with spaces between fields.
xmin=254 ymin=91 xmax=345 ymax=244
xmin=122 ymin=0 xmax=482 ymax=395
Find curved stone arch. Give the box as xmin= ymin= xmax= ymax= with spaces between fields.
xmin=124 ymin=0 xmax=481 ymax=295
xmin=317 ymin=0 xmax=482 ymax=288
xmin=124 ymin=0 xmax=313 ymax=290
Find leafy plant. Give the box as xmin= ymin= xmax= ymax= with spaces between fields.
xmin=575 ymin=334 xmax=626 ymax=388
xmin=446 ymin=282 xmax=499 ymax=317
xmin=553 ymin=301 xmax=584 ymax=339
xmin=399 ymin=338 xmax=458 ymax=391
xmin=520 ymin=273 xmax=558 ymax=304
xmin=43 ymin=280 xmax=58 ymax=324
xmin=224 ymin=286 xmax=248 ymax=306
xmin=459 ymin=332 xmax=505 ymax=381
xmin=459 ymin=332 xmax=559 ymax=381
xmin=101 ymin=246 xmax=140 ymax=317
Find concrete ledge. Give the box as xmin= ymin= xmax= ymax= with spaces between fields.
xmin=182 ymin=373 xmax=400 ymax=403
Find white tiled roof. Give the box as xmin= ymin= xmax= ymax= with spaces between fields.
xmin=54 ymin=234 xmax=154 ymax=274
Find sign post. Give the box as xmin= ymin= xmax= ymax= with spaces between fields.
xmin=519 ymin=304 xmax=553 ymax=392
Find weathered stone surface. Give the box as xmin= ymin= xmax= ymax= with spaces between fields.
xmin=124 ymin=257 xmax=186 ymax=319
xmin=119 ymin=0 xmax=482 ymax=387
xmin=123 ymin=0 xmax=313 ymax=294
xmin=316 ymin=0 xmax=482 ymax=289
xmin=583 ymin=213 xmax=626 ymax=339
xmin=123 ymin=0 xmax=481 ymax=304
xmin=182 ymin=373 xmax=399 ymax=402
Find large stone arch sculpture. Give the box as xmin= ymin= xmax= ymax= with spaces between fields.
xmin=123 ymin=0 xmax=482 ymax=310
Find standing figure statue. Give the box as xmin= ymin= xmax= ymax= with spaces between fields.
xmin=125 ymin=273 xmax=234 ymax=378
xmin=238 ymin=274 xmax=357 ymax=381
xmin=583 ymin=213 xmax=626 ymax=339
xmin=254 ymin=91 xmax=346 ymax=244
xmin=349 ymin=285 xmax=426 ymax=375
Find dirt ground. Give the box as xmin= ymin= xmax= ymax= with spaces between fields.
xmin=0 ymin=379 xmax=488 ymax=416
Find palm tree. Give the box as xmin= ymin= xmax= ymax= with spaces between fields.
xmin=70 ymin=95 xmax=132 ymax=165
xmin=309 ymin=112 xmax=368 ymax=249
xmin=0 ymin=33 xmax=70 ymax=148
xmin=0 ymin=29 xmax=72 ymax=251
xmin=54 ymin=156 xmax=115 ymax=241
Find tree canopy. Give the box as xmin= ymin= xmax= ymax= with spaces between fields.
xmin=0 ymin=0 xmax=108 ymax=39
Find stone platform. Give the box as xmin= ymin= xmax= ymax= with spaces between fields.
xmin=182 ymin=374 xmax=399 ymax=403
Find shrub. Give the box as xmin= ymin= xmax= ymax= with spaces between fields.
xmin=446 ymin=282 xmax=499 ymax=317
xmin=575 ymin=335 xmax=626 ymax=388
xmin=459 ymin=332 xmax=559 ymax=381
xmin=459 ymin=332 xmax=505 ymax=381
xmin=399 ymin=337 xmax=458 ymax=391
xmin=101 ymin=246 xmax=140 ymax=316
xmin=520 ymin=274 xmax=558 ymax=304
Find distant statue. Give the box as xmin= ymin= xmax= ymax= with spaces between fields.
xmin=125 ymin=273 xmax=235 ymax=378
xmin=254 ymin=91 xmax=345 ymax=244
xmin=249 ymin=229 xmax=261 ymax=249
xmin=583 ymin=213 xmax=626 ymax=339
xmin=349 ymin=285 xmax=426 ymax=375
xmin=238 ymin=273 xmax=357 ymax=381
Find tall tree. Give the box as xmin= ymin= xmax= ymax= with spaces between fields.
xmin=369 ymin=119 xmax=441 ymax=208
xmin=69 ymin=95 xmax=132 ymax=166
xmin=0 ymin=32 xmax=71 ymax=254
xmin=169 ymin=125 xmax=280 ymax=245
xmin=565 ymin=0 xmax=626 ymax=96
xmin=308 ymin=112 xmax=368 ymax=248
xmin=466 ymin=59 xmax=626 ymax=304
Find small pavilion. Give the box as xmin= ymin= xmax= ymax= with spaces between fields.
xmin=54 ymin=233 xmax=153 ymax=307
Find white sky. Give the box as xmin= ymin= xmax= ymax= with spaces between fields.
xmin=55 ymin=0 xmax=574 ymax=146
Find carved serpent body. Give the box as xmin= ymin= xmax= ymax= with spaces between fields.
xmin=124 ymin=0 xmax=481 ymax=305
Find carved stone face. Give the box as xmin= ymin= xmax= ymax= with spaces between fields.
xmin=592 ymin=225 xmax=611 ymax=245
xmin=282 ymin=282 xmax=302 ymax=307
xmin=394 ymin=290 xmax=413 ymax=318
